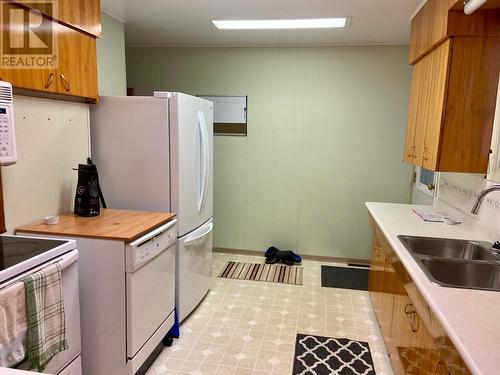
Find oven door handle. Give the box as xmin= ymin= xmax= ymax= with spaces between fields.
xmin=184 ymin=223 xmax=213 ymax=247
xmin=0 ymin=250 xmax=78 ymax=291
xmin=58 ymin=250 xmax=78 ymax=270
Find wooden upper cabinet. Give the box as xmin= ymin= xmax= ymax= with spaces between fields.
xmin=13 ymin=0 xmax=101 ymax=36
xmin=404 ymin=36 xmax=500 ymax=173
xmin=0 ymin=3 xmax=99 ymax=101
xmin=404 ymin=0 xmax=500 ymax=173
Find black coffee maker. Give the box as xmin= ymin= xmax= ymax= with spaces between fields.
xmin=73 ymin=158 xmax=107 ymax=217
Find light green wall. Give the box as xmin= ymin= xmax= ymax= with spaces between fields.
xmin=126 ymin=46 xmax=413 ymax=260
xmin=96 ymin=12 xmax=127 ymax=96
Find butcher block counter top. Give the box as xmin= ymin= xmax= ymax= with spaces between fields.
xmin=16 ymin=209 xmax=176 ymax=242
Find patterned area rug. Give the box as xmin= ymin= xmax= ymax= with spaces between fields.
xmin=293 ymin=334 xmax=376 ymax=375
xmin=218 ymin=261 xmax=303 ymax=285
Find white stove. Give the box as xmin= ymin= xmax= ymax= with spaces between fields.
xmin=0 ymin=235 xmax=82 ymax=375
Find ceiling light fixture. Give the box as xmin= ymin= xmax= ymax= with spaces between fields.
xmin=211 ymin=18 xmax=350 ymax=30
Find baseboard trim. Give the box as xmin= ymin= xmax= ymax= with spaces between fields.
xmin=213 ymin=247 xmax=369 ymax=266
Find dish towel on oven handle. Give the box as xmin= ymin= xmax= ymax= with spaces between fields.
xmin=0 ymin=282 xmax=27 ymax=367
xmin=23 ymin=262 xmax=68 ymax=371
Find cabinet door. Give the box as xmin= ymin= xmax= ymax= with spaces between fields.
xmin=0 ymin=68 xmax=57 ymax=94
xmin=368 ymin=235 xmax=385 ymax=319
xmin=389 ymin=280 xmax=418 ymax=374
xmin=14 ymin=0 xmax=101 ymax=36
xmin=422 ymin=39 xmax=452 ymax=170
xmin=390 ymin=272 xmax=442 ymax=375
xmin=403 ymin=61 xmax=423 ymax=164
xmin=438 ymin=36 xmax=500 ymax=173
xmin=57 ymin=0 xmax=101 ymax=36
xmin=412 ymin=54 xmax=433 ymax=167
xmin=0 ymin=3 xmax=58 ymax=93
xmin=379 ymin=258 xmax=396 ymax=348
xmin=488 ymin=79 xmax=500 ymax=182
xmin=408 ymin=0 xmax=450 ymax=63
xmin=55 ymin=23 xmax=98 ymax=100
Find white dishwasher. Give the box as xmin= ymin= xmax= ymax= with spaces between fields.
xmin=125 ymin=219 xmax=177 ymax=374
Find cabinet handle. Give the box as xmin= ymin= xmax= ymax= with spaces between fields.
xmin=410 ymin=311 xmax=419 ymax=333
xmin=59 ymin=73 xmax=70 ymax=92
xmin=407 ymin=145 xmax=415 ymax=158
xmin=44 ymin=73 xmax=54 ymax=88
xmin=423 ymin=147 xmax=429 ymax=161
xmin=409 ymin=145 xmax=417 ymax=159
xmin=404 ymin=303 xmax=415 ymax=315
xmin=435 ymin=361 xmax=446 ymax=375
xmin=404 ymin=304 xmax=420 ymax=332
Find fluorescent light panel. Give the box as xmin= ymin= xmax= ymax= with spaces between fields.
xmin=212 ymin=18 xmax=348 ymax=30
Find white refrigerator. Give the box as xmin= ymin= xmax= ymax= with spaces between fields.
xmin=90 ymin=92 xmax=213 ymax=322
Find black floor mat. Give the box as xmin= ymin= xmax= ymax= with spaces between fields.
xmin=321 ymin=265 xmax=369 ymax=291
xmin=293 ymin=334 xmax=376 ymax=375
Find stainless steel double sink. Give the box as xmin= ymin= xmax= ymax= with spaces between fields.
xmin=398 ymin=235 xmax=500 ymax=291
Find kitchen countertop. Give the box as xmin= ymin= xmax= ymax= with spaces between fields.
xmin=366 ymin=202 xmax=500 ymax=375
xmin=16 ymin=209 xmax=176 ymax=242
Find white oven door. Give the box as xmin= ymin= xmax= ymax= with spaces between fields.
xmin=126 ymin=243 xmax=175 ymax=358
xmin=10 ymin=250 xmax=82 ymax=375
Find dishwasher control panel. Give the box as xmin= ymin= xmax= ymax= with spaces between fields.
xmin=126 ymin=219 xmax=177 ymax=272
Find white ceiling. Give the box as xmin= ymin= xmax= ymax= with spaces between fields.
xmin=101 ymin=0 xmax=423 ymax=47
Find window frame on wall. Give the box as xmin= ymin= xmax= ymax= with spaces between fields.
xmin=416 ymin=167 xmax=438 ymax=198
xmin=198 ymin=95 xmax=247 ymax=136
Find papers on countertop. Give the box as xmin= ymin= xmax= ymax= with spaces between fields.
xmin=412 ymin=208 xmax=462 ymax=224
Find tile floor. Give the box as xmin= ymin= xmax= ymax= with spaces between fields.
xmin=146 ymin=252 xmax=394 ymax=375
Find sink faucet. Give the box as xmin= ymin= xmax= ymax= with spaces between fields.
xmin=471 ymin=185 xmax=500 ymax=214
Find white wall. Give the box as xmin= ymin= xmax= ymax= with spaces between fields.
xmin=3 ymin=96 xmax=90 ymax=232
xmin=411 ymin=184 xmax=434 ymax=205
xmin=126 ymin=46 xmax=413 ymax=260
xmin=96 ymin=12 xmax=127 ymax=96
xmin=437 ymin=173 xmax=500 ymax=232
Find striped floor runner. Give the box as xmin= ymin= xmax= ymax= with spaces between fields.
xmin=218 ymin=261 xmax=303 ymax=285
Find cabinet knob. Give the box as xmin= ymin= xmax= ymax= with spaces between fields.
xmin=59 ymin=73 xmax=70 ymax=92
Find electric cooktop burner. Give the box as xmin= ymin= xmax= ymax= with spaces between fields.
xmin=0 ymin=236 xmax=67 ymax=271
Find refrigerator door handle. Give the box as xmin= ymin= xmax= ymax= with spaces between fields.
xmin=197 ymin=110 xmax=209 ymax=214
xmin=184 ymin=222 xmax=213 ymax=247
xmin=201 ymin=110 xmax=210 ymax=212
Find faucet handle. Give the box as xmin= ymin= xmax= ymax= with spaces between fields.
xmin=493 ymin=242 xmax=500 ymax=250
